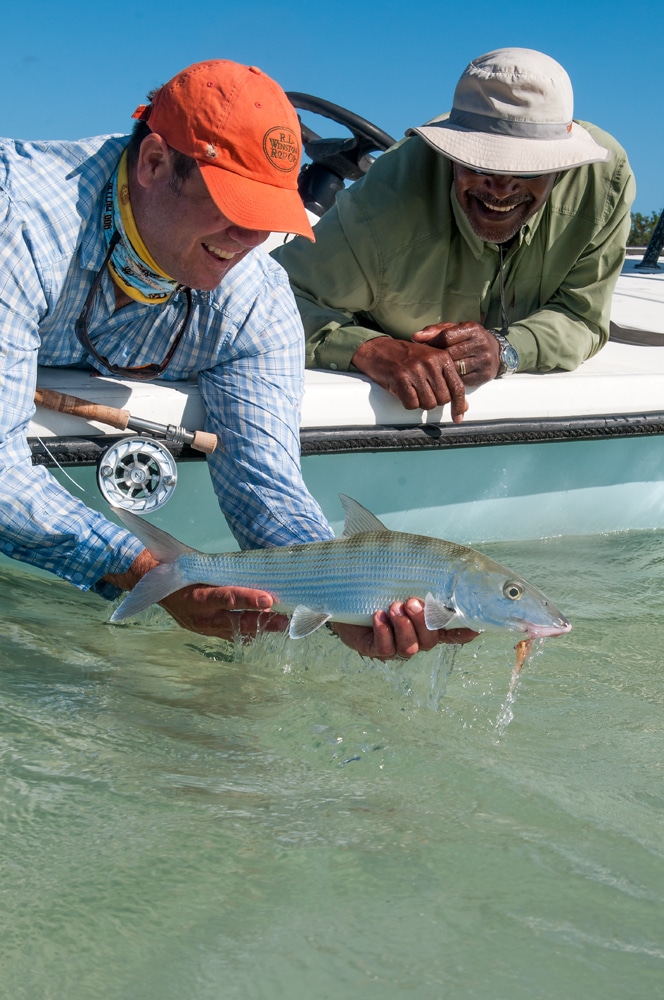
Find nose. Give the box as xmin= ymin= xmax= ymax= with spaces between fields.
xmin=480 ymin=174 xmax=521 ymax=196
xmin=226 ymin=226 xmax=270 ymax=249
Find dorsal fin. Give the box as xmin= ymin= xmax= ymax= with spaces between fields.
xmin=339 ymin=494 xmax=388 ymax=537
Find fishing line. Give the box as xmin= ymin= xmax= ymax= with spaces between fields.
xmin=34 ymin=435 xmax=92 ymax=497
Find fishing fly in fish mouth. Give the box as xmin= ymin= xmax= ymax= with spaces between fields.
xmin=110 ymin=495 xmax=571 ymax=650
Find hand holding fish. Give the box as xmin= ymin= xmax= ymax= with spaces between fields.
xmin=104 ymin=548 xmax=289 ymax=639
xmin=411 ymin=321 xmax=501 ymax=386
xmin=350 ymin=336 xmax=469 ymax=422
xmin=332 ymin=600 xmax=479 ymax=659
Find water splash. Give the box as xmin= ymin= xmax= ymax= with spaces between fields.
xmin=495 ymin=664 xmax=522 ymax=730
xmin=495 ymin=638 xmax=542 ymax=733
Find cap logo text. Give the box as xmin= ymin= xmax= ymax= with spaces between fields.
xmin=262 ymin=126 xmax=299 ymax=172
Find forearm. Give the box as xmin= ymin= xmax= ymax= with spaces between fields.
xmin=0 ymin=293 xmax=143 ymax=594
xmin=199 ymin=347 xmax=335 ymax=549
xmin=507 ymin=305 xmax=607 ymax=372
xmin=103 ymin=545 xmax=158 ymax=592
xmin=297 ymin=293 xmax=389 ymax=371
xmin=508 ymin=209 xmax=631 ymax=372
xmin=0 ymin=457 xmax=144 ymax=595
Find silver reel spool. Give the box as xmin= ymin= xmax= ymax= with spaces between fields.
xmin=97 ymin=436 xmax=178 ymax=513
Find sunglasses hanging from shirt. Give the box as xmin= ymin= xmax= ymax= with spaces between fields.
xmin=74 ymin=231 xmax=193 ymax=382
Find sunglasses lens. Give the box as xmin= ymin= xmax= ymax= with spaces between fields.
xmin=472 ymin=168 xmax=543 ymax=180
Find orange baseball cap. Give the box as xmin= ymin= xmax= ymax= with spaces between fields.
xmin=132 ymin=60 xmax=314 ymax=240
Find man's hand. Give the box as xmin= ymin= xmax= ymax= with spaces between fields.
xmin=351 ymin=323 xmax=502 ymax=422
xmin=159 ymin=584 xmax=288 ymax=638
xmin=332 ymin=598 xmax=479 ymax=660
xmin=351 ymin=336 xmax=469 ymax=422
xmin=412 ymin=321 xmax=501 ymax=385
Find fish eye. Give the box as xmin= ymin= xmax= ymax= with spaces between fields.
xmin=503 ymin=581 xmax=524 ymax=601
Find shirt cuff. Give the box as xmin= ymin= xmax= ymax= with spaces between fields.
xmin=311 ymin=328 xmax=389 ymax=372
xmin=503 ymin=325 xmax=539 ymax=372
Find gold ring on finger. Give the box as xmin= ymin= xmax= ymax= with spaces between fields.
xmin=457 ymin=359 xmax=467 ymax=377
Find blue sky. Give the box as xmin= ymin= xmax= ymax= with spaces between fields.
xmin=3 ymin=0 xmax=662 ymax=214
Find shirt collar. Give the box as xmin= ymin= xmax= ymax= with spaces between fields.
xmin=79 ymin=146 xmax=128 ymax=272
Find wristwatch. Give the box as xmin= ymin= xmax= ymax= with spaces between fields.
xmin=492 ymin=331 xmax=519 ymax=377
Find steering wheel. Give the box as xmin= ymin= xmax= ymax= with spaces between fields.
xmin=287 ymin=93 xmax=397 ymax=217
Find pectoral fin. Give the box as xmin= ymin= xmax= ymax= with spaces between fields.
xmin=290 ymin=606 xmax=333 ymax=639
xmin=424 ymin=592 xmax=458 ymax=630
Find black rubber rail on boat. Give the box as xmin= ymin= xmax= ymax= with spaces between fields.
xmin=34 ymin=387 xmax=217 ymax=455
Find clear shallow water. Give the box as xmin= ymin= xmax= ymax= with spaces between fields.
xmin=1 ymin=531 xmax=663 ymax=1000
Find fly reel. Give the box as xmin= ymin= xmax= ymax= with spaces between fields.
xmin=96 ymin=436 xmax=178 ymax=513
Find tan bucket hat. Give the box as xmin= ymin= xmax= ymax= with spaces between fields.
xmin=408 ymin=48 xmax=611 ymax=175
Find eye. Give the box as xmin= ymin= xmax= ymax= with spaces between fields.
xmin=503 ymin=581 xmax=523 ymax=601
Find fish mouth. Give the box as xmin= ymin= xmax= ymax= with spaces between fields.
xmin=524 ymin=620 xmax=572 ymax=639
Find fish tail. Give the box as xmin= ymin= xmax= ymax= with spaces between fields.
xmin=110 ymin=561 xmax=188 ymax=622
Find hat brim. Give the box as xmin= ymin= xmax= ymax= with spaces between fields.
xmin=199 ymin=162 xmax=315 ymax=241
xmin=408 ymin=119 xmax=611 ymax=175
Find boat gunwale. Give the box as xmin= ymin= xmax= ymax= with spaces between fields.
xmin=29 ymin=410 xmax=664 ymax=466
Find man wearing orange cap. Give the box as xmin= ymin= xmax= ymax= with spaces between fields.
xmin=0 ymin=60 xmax=475 ymax=658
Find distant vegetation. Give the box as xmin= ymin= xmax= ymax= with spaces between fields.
xmin=629 ymin=209 xmax=663 ymax=246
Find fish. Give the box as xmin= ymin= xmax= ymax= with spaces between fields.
xmin=110 ymin=495 xmax=571 ymax=640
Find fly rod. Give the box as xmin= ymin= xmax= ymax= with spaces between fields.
xmin=34 ymin=387 xmax=217 ymax=455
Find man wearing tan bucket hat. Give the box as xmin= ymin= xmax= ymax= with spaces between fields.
xmin=0 ymin=60 xmax=474 ymax=657
xmin=274 ymin=48 xmax=635 ymax=423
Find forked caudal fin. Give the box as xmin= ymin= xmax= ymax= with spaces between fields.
xmin=110 ymin=562 xmax=188 ymax=622
xmin=110 ymin=507 xmax=193 ymax=623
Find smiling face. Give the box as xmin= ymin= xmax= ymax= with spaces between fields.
xmin=130 ymin=133 xmax=270 ymax=291
xmin=453 ymin=165 xmax=558 ymax=244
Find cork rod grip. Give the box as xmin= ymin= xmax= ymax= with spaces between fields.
xmin=34 ymin=388 xmax=130 ymax=430
xmin=189 ymin=430 xmax=217 ymax=455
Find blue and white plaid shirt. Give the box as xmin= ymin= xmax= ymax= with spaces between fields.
xmin=0 ymin=134 xmax=333 ymax=598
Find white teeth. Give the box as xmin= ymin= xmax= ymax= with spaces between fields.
xmin=480 ymin=202 xmax=518 ymax=213
xmin=204 ymin=244 xmax=238 ymax=260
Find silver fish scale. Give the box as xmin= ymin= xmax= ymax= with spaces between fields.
xmin=181 ymin=532 xmax=467 ymax=617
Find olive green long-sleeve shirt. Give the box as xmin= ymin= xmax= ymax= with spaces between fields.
xmin=272 ymin=122 xmax=635 ymax=373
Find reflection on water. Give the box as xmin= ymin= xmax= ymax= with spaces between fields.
xmin=1 ymin=531 xmax=663 ymax=1000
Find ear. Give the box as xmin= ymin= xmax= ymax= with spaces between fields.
xmin=134 ymin=132 xmax=172 ymax=190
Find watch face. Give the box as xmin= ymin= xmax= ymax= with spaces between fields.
xmin=502 ymin=342 xmax=519 ymax=372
